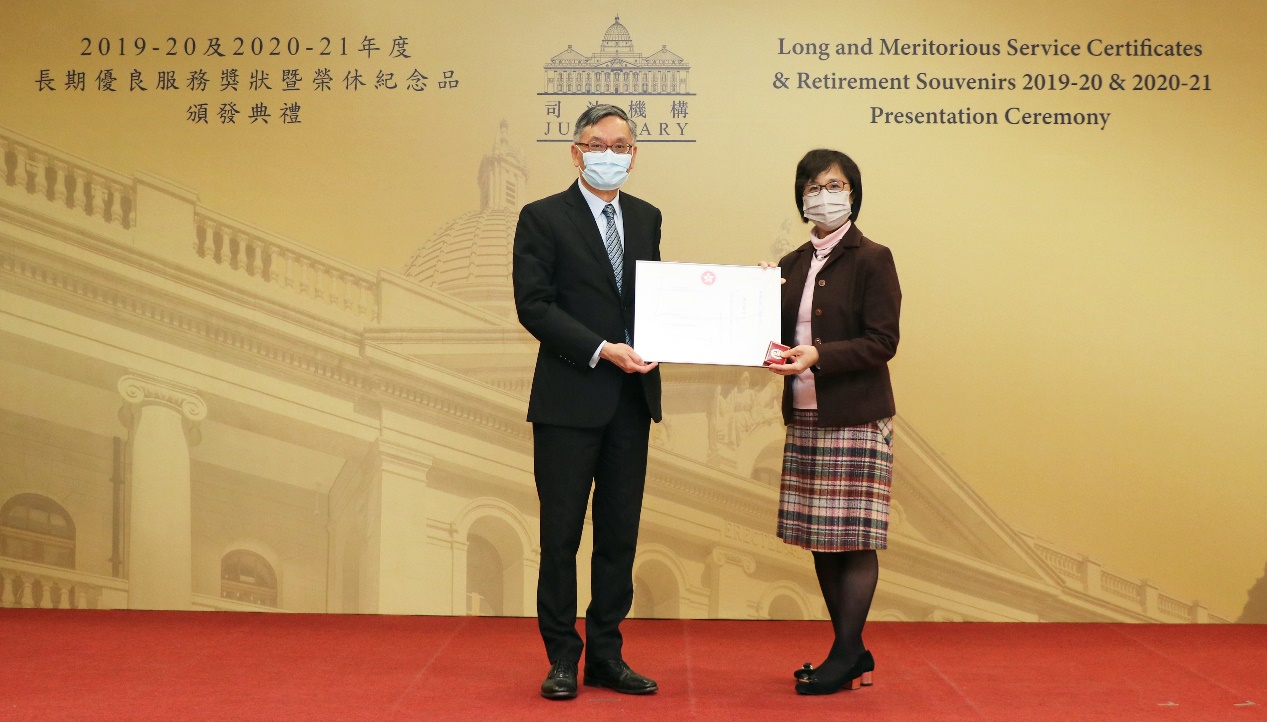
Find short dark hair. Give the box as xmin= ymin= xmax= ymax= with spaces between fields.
xmin=794 ymin=149 xmax=862 ymax=223
xmin=573 ymin=104 xmax=637 ymax=141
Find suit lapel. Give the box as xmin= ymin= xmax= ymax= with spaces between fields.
xmin=784 ymin=246 xmax=813 ymax=310
xmin=562 ymin=182 xmax=621 ymax=297
xmin=619 ymin=199 xmax=642 ymax=302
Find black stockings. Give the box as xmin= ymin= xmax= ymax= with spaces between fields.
xmin=811 ymin=549 xmax=878 ymax=678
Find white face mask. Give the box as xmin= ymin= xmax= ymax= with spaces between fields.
xmin=580 ymin=149 xmax=633 ymax=191
xmin=802 ymin=190 xmax=851 ymax=231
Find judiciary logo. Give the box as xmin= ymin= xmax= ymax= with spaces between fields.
xmin=538 ymin=16 xmax=696 ymax=144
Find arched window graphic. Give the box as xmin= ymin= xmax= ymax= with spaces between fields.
xmin=0 ymin=494 xmax=75 ymax=568
xmin=466 ymin=535 xmax=504 ymax=616
xmin=464 ymin=514 xmax=525 ymax=616
xmin=220 ymin=549 xmax=278 ymax=607
xmin=632 ymin=559 xmax=680 ymax=618
xmin=750 ymin=439 xmax=784 ymax=487
xmin=766 ymin=594 xmax=806 ymax=620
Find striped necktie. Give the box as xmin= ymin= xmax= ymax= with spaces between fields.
xmin=602 ymin=204 xmax=623 ymax=295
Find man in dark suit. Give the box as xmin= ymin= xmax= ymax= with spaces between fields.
xmin=512 ymin=105 xmax=663 ymax=700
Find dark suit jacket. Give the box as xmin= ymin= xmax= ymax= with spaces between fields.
xmin=777 ymin=223 xmax=901 ymax=427
xmin=513 ymin=181 xmax=663 ymax=427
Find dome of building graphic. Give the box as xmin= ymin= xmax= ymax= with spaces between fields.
xmin=403 ymin=121 xmax=527 ymax=318
xmin=403 ymin=210 xmax=520 ymax=315
xmin=600 ymin=16 xmax=634 ymax=54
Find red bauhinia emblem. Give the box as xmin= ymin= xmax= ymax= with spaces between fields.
xmin=701 ymin=271 xmax=716 ymax=285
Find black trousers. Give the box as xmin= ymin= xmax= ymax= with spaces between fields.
xmin=532 ymin=375 xmax=651 ymax=665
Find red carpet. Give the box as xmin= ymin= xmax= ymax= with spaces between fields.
xmin=2 ymin=611 xmax=1263 ymax=721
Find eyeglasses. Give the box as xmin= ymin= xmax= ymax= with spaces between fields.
xmin=803 ymin=181 xmax=849 ymax=197
xmin=574 ymin=141 xmax=635 ymax=155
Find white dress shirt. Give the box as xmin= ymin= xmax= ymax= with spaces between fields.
xmin=576 ymin=182 xmax=625 ymax=367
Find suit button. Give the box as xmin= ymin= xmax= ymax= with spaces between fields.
xmin=814 ymin=308 xmax=823 ymax=316
xmin=814 ymin=338 xmax=821 ymax=345
xmin=817 ymin=279 xmax=826 ymax=287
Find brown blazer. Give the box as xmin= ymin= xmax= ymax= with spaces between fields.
xmin=777 ymin=223 xmax=901 ymax=427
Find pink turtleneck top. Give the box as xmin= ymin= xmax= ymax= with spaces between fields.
xmin=793 ymin=220 xmax=852 ymax=409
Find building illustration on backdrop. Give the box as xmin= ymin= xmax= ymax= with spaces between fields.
xmin=0 ymin=121 xmax=1233 ymax=623
xmin=542 ymin=16 xmax=691 ymax=96
xmin=537 ymin=17 xmax=696 ymax=144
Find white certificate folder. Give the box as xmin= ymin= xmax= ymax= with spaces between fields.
xmin=633 ymin=261 xmax=782 ymax=366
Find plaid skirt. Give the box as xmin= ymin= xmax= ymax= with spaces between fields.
xmin=777 ymin=410 xmax=894 ymax=552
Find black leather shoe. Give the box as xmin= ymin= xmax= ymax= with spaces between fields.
xmin=540 ymin=659 xmax=578 ymax=700
xmin=583 ymin=659 xmax=658 ymax=694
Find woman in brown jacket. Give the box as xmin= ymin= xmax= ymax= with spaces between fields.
xmin=763 ymin=148 xmax=901 ymax=695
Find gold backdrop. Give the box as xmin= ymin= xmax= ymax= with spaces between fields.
xmin=0 ymin=0 xmax=1263 ymax=622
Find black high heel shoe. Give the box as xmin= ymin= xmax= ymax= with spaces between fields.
xmin=793 ymin=649 xmax=875 ymax=683
xmin=794 ymin=650 xmax=875 ymax=695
